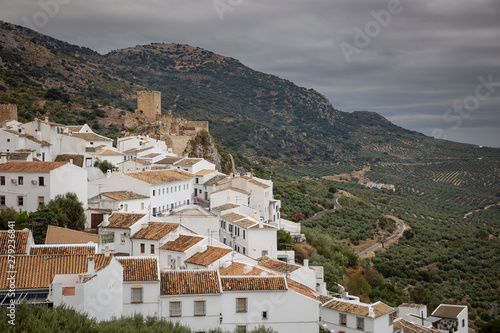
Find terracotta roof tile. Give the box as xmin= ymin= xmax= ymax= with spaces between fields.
xmin=204 ymin=174 xmax=229 ymax=185
xmin=322 ymin=299 xmax=394 ymax=318
xmin=95 ymin=149 xmax=122 ymax=155
xmin=101 ymin=191 xmax=149 ymax=201
xmin=127 ymin=169 xmax=193 ymax=185
xmin=160 ymin=235 xmax=204 ymax=252
xmin=131 ymin=222 xmax=178 ymax=240
xmin=155 ymin=156 xmax=183 ymax=165
xmin=0 ymin=230 xmax=30 ymax=255
xmin=54 ymin=154 xmax=84 ymax=167
xmin=117 ymin=257 xmax=158 ymax=281
xmin=234 ymin=218 xmax=258 ymax=228
xmin=211 ymin=187 xmax=250 ymax=196
xmin=106 ymin=213 xmax=146 ymax=229
xmin=160 ymin=270 xmax=221 ymax=295
xmin=45 ymin=225 xmax=101 ymax=244
xmin=221 ymin=212 xmax=246 ymax=222
xmin=211 ymin=203 xmax=240 ymax=212
xmin=30 ymin=245 xmax=96 ymax=255
xmin=393 ymin=318 xmax=441 ymax=333
xmin=432 ymin=305 xmax=466 ymax=318
xmin=249 ymin=179 xmax=270 ymax=188
xmin=286 ymin=278 xmax=320 ymax=302
xmin=195 ymin=169 xmax=217 ymax=176
xmin=219 ymin=262 xmax=271 ymax=276
xmin=257 ymin=256 xmax=301 ymax=274
xmin=175 ymin=158 xmax=203 ymax=166
xmin=118 ymin=158 xmax=151 ymax=166
xmin=69 ymin=132 xmax=112 ymax=141
xmin=85 ymin=145 xmax=107 ymax=153
xmin=142 ymin=153 xmax=161 ymax=158
xmin=0 ymin=254 xmax=112 ymax=289
xmin=221 ymin=276 xmax=287 ymax=291
xmin=0 ymin=161 xmax=68 ymax=172
xmin=185 ymin=246 xmax=232 ymax=266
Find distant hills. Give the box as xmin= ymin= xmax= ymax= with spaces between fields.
xmin=0 ymin=21 xmax=498 ymax=166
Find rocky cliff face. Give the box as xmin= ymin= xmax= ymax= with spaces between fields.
xmin=183 ymin=130 xmax=222 ymax=171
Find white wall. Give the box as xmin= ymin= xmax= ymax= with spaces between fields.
xmin=122 ymin=280 xmax=160 ymax=317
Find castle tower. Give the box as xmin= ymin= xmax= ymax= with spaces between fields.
xmin=0 ymin=104 xmax=18 ymax=123
xmin=136 ymin=91 xmax=161 ymax=121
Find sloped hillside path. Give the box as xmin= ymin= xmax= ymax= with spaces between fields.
xmin=301 ymin=193 xmax=342 ymax=223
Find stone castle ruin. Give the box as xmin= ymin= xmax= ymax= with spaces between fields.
xmin=0 ymin=104 xmax=18 ymax=123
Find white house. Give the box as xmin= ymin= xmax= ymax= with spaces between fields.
xmin=185 ymin=245 xmax=233 ymax=270
xmin=98 ymin=213 xmax=152 ymax=255
xmin=393 ymin=318 xmax=441 ymax=333
xmin=174 ymin=158 xmax=216 ymax=175
xmin=256 ymin=256 xmax=317 ymax=291
xmin=193 ymin=169 xmax=222 ymax=200
xmin=0 ymin=161 xmax=88 ymax=212
xmin=88 ymin=191 xmax=150 ymax=214
xmin=159 ymin=234 xmax=205 ymax=269
xmin=92 ymin=148 xmax=123 ymax=167
xmin=89 ymin=169 xmax=195 ymax=216
xmin=117 ymin=158 xmax=152 ymax=174
xmin=117 ymin=257 xmax=160 ymax=317
xmin=220 ymin=211 xmax=278 ymax=260
xmin=117 ymin=135 xmax=170 ymax=155
xmin=129 ymin=222 xmax=182 ymax=257
xmin=49 ymin=254 xmax=123 ymax=322
xmin=428 ymin=304 xmax=468 ymax=333
xmin=320 ymin=297 xmax=397 ymax=333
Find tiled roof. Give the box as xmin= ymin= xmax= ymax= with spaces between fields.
xmin=66 ymin=125 xmax=83 ymax=132
xmin=95 ymin=149 xmax=122 ymax=155
xmin=106 ymin=213 xmax=146 ymax=228
xmin=195 ymin=169 xmax=217 ymax=176
xmin=221 ymin=276 xmax=287 ymax=291
xmin=286 ymin=278 xmax=320 ymax=302
xmin=219 ymin=262 xmax=270 ymax=276
xmin=118 ymin=158 xmax=151 ymax=166
xmin=30 ymin=245 xmax=96 ymax=255
xmin=257 ymin=256 xmax=301 ymax=274
xmin=155 ymin=156 xmax=183 ymax=165
xmin=203 ymin=174 xmax=228 ymax=185
xmin=322 ymin=299 xmax=394 ymax=318
xmin=131 ymin=222 xmax=178 ymax=240
xmin=0 ymin=230 xmax=30 ymax=255
xmin=393 ymin=318 xmax=441 ymax=333
xmin=160 ymin=270 xmax=222 ymax=295
xmin=117 ymin=257 xmax=158 ymax=281
xmin=185 ymin=246 xmax=232 ymax=266
xmin=160 ymin=235 xmax=204 ymax=252
xmin=221 ymin=212 xmax=246 ymax=222
xmin=127 ymin=169 xmax=193 ymax=185
xmin=54 ymin=154 xmax=84 ymax=167
xmin=5 ymin=151 xmax=31 ymax=161
xmin=212 ymin=203 xmax=240 ymax=212
xmin=124 ymin=146 xmax=154 ymax=154
xmin=45 ymin=225 xmax=101 ymax=244
xmin=101 ymin=191 xmax=149 ymax=201
xmin=318 ymin=294 xmax=334 ymax=304
xmin=432 ymin=305 xmax=465 ymax=318
xmin=234 ymin=218 xmax=258 ymax=228
xmin=69 ymin=132 xmax=112 ymax=141
xmin=142 ymin=153 xmax=161 ymax=158
xmin=211 ymin=187 xmax=250 ymax=196
xmin=85 ymin=145 xmax=107 ymax=153
xmin=3 ymin=130 xmax=51 ymax=146
xmin=175 ymin=158 xmax=203 ymax=166
xmin=0 ymin=254 xmax=112 ymax=290
xmin=249 ymin=179 xmax=270 ymax=188
xmin=0 ymin=161 xmax=67 ymax=172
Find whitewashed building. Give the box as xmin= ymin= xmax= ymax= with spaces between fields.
xmin=0 ymin=161 xmax=87 ymax=212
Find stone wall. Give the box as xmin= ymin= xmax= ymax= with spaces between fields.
xmin=0 ymin=104 xmax=17 ymax=122
xmin=136 ymin=91 xmax=161 ymax=121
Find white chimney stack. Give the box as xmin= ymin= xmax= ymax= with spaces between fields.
xmin=303 ymin=259 xmax=309 ymax=268
xmin=87 ymin=255 xmax=95 ymax=275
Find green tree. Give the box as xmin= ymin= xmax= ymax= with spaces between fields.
xmin=277 ymin=230 xmax=293 ymax=250
xmin=94 ymin=159 xmax=115 ymax=173
xmin=346 ymin=273 xmax=372 ymax=299
xmin=0 ymin=208 xmax=18 ymax=230
xmin=46 ymin=193 xmax=85 ymax=230
xmin=478 ymin=318 xmax=500 ymax=333
xmin=25 ymin=207 xmax=59 ymax=244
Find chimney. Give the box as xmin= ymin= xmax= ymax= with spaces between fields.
xmin=104 ymin=244 xmax=110 ymax=257
xmin=199 ymin=244 xmax=207 ymax=252
xmin=87 ymin=255 xmax=95 ymax=275
xmin=69 ymin=158 xmax=73 ymax=164
xmin=259 ymin=218 xmax=263 ymax=229
xmin=44 ymin=116 xmax=49 ymax=123
xmin=243 ymin=265 xmax=252 ymax=274
xmin=303 ymin=259 xmax=309 ymax=268
xmin=368 ymin=305 xmax=375 ymax=318
xmin=101 ymin=214 xmax=109 ymax=227
xmin=222 ymin=261 xmax=231 ymax=268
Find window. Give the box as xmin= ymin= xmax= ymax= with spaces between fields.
xmin=236 ymin=298 xmax=247 ymax=313
xmin=120 ymin=233 xmax=126 ymax=244
xmin=38 ymin=177 xmax=45 ymax=186
xmin=242 ymin=247 xmax=246 ymax=255
xmin=38 ymin=196 xmax=44 ymax=207
xmin=340 ymin=313 xmax=347 ymax=326
xmin=0 ymin=176 xmax=5 ymax=185
xmin=124 ymin=204 xmax=128 ymax=212
xmin=150 ymin=244 xmax=155 ymax=254
xmin=18 ymin=196 xmax=23 ymax=206
xmin=7 ymin=138 xmax=10 ymax=142
xmin=462 ymin=319 xmax=465 ymax=327
xmin=18 ymin=176 xmax=23 ymax=185
xmin=262 ymin=311 xmax=268 ymax=319
xmin=236 ymin=326 xmax=246 ymax=332
xmin=196 ymin=178 xmax=199 ymax=184
xmin=170 ymin=301 xmax=181 ymax=317
xmin=243 ymin=230 xmax=246 ymax=239
xmin=0 ymin=196 xmax=5 ymax=205
xmin=131 ymin=287 xmax=143 ymax=303
xmin=153 ymin=190 xmax=156 ymax=196
xmin=229 ymin=224 xmax=233 ymax=233
xmin=140 ymin=243 xmax=145 ymax=253
xmin=194 ymin=300 xmax=206 ymax=316
xmin=357 ymin=317 xmax=365 ymax=330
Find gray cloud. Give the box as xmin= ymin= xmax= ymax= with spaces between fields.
xmin=1 ymin=0 xmax=499 ymax=147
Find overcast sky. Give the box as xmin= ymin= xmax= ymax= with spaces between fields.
xmin=2 ymin=0 xmax=499 ymax=147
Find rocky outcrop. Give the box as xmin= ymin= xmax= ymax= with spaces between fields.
xmin=183 ymin=130 xmax=221 ymax=171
